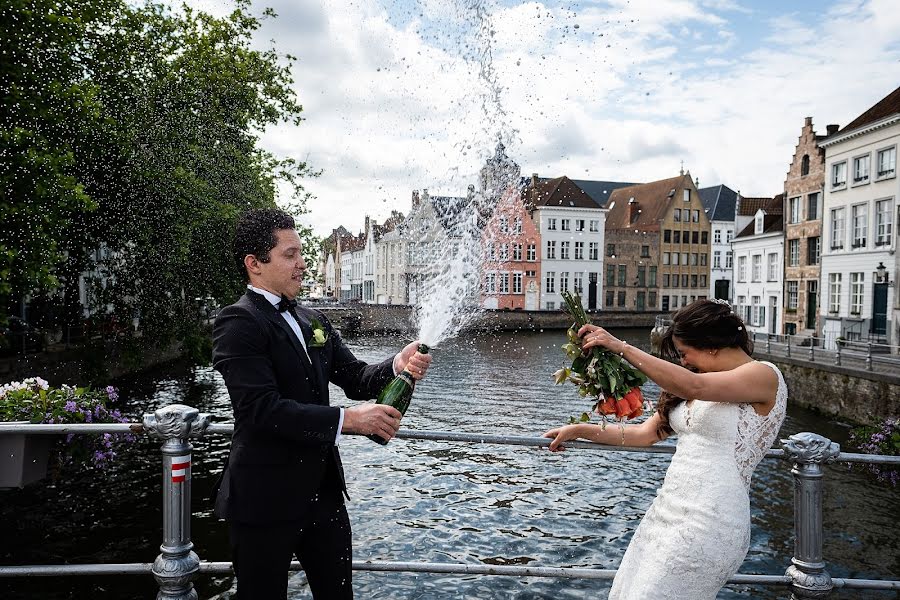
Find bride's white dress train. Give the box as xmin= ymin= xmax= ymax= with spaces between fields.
xmin=608 ymin=361 xmax=787 ymax=600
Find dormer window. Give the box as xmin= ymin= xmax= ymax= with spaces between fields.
xmin=755 ymin=214 xmax=764 ymax=234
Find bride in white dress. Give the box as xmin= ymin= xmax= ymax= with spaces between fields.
xmin=544 ymin=299 xmax=787 ymax=600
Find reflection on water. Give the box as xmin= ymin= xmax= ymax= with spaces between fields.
xmin=1 ymin=330 xmax=897 ymax=599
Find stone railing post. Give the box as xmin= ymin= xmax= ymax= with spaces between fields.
xmin=866 ymin=343 xmax=872 ymax=371
xmin=834 ymin=342 xmax=841 ymax=366
xmin=786 ymin=334 xmax=792 ymax=358
xmin=781 ymin=432 xmax=840 ymax=599
xmin=143 ymin=404 xmax=212 ymax=600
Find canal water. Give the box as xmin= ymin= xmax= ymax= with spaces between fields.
xmin=1 ymin=329 xmax=898 ymax=599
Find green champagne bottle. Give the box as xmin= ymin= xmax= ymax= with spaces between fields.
xmin=368 ymin=344 xmax=430 ymax=445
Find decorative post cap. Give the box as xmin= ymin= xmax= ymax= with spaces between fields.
xmin=142 ymin=404 xmax=212 ymax=440
xmin=780 ymin=432 xmax=840 ymax=465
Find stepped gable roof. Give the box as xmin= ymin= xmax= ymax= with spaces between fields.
xmin=605 ymin=174 xmax=689 ymax=231
xmin=522 ymin=176 xmax=636 ymax=208
xmin=735 ymin=194 xmax=785 ymax=238
xmin=699 ymin=184 xmax=738 ymax=221
xmin=374 ymin=211 xmax=405 ymax=241
xmin=838 ymin=85 xmax=900 ymax=135
xmin=430 ymin=195 xmax=472 ymax=232
xmin=527 ymin=176 xmax=598 ymax=209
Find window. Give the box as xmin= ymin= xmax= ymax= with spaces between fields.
xmin=801 ymin=154 xmax=810 ymax=176
xmin=575 ymin=219 xmax=585 ymax=232
xmin=662 ymin=252 xmax=670 ymax=265
xmin=546 ymin=301 xmax=556 ymax=310
xmin=641 ymin=245 xmax=650 ymax=257
xmin=514 ymin=217 xmax=522 ymax=234
xmin=829 ymin=273 xmax=841 ymax=313
xmin=499 ymin=243 xmax=509 ymax=261
xmin=561 ymin=219 xmax=571 ymax=231
xmin=574 ymin=241 xmax=584 ymax=260
xmin=807 ymin=192 xmax=819 ymax=220
xmin=513 ymin=243 xmax=522 ymax=261
xmin=547 ymin=218 xmax=557 ymax=231
xmin=684 ymin=231 xmax=690 ymax=244
xmin=545 ymin=272 xmax=556 ymax=293
xmin=876 ymin=199 xmax=893 ymax=245
xmin=738 ymin=256 xmax=747 ymax=282
xmin=662 ymin=295 xmax=670 ymax=311
xmin=499 ymin=273 xmax=509 ymax=293
xmin=526 ymin=243 xmax=536 ymax=261
xmin=691 ymin=274 xmax=698 ymax=288
xmin=851 ymin=204 xmax=867 ymax=247
xmin=850 ymin=272 xmax=863 ymax=314
xmin=768 ymin=253 xmax=779 ymax=281
xmin=618 ymin=265 xmax=627 ymax=286
xmin=589 ymin=242 xmax=598 ymax=260
xmin=606 ymin=264 xmax=615 ymax=286
xmin=853 ymin=154 xmax=870 ymax=184
xmin=673 ymin=208 xmax=681 ymax=222
xmin=700 ymin=253 xmax=707 ymax=266
xmin=755 ymin=214 xmax=764 ymax=234
xmin=574 ymin=272 xmax=583 ymax=294
xmin=649 ymin=291 xmax=657 ymax=307
xmin=664 ymin=229 xmax=672 ymax=243
xmin=736 ymin=296 xmax=746 ymax=319
xmin=726 ymin=229 xmax=734 ymax=243
xmin=807 ymin=236 xmax=820 ymax=265
xmin=606 ymin=290 xmax=614 ymax=307
xmin=726 ymin=251 xmax=733 ymax=269
xmin=637 ymin=266 xmax=646 ymax=287
xmin=681 ymin=274 xmax=689 ymax=287
xmin=526 ymin=270 xmax=536 ymax=277
xmin=649 ymin=266 xmax=657 ymax=286
xmin=713 ymin=250 xmax=721 ymax=268
xmin=831 ymin=208 xmax=845 ymax=249
xmin=752 ymin=255 xmax=761 ymax=281
xmin=684 ymin=189 xmax=690 ymax=202
xmin=691 ymin=253 xmax=698 ymax=266
xmin=787 ymin=281 xmax=799 ymax=309
xmin=789 ymin=197 xmax=801 ymax=223
xmin=617 ymin=291 xmax=626 ymax=307
xmin=701 ymin=231 xmax=708 ymax=244
xmin=488 ymin=244 xmax=496 ymax=261
xmin=484 ymin=272 xmax=496 ymax=293
xmin=789 ymin=239 xmax=800 ymax=266
xmin=546 ymin=240 xmax=556 ymax=259
xmin=589 ymin=219 xmax=599 ymax=232
xmin=692 ymin=210 xmax=699 ymax=223
xmin=606 ymin=243 xmax=616 ymax=257
xmin=672 ymin=252 xmax=679 ymax=266
xmin=699 ymin=275 xmax=707 ymax=288
xmin=663 ymin=274 xmax=670 ymax=287
xmin=499 ymin=216 xmax=508 ymax=233
xmin=673 ymin=230 xmax=681 ymax=244
xmin=752 ymin=296 xmax=762 ymax=326
xmin=832 ymin=161 xmax=847 ymax=188
xmin=877 ymin=147 xmax=896 ymax=179
xmin=513 ymin=272 xmax=523 ymax=294
xmin=714 ymin=229 xmax=722 ymax=244
xmin=560 ymin=241 xmax=570 ymax=260
xmin=560 ymin=272 xmax=569 ymax=293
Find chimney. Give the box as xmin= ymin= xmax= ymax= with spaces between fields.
xmin=804 ymin=116 xmax=812 ymax=126
xmin=628 ymin=198 xmax=639 ymax=224
xmin=531 ymin=173 xmax=539 ymax=187
xmin=412 ymin=190 xmax=420 ymax=208
xmin=695 ymin=176 xmax=700 ymax=188
xmin=826 ymin=124 xmax=840 ymax=136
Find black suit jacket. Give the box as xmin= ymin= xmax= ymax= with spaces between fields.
xmin=212 ymin=290 xmax=394 ymax=523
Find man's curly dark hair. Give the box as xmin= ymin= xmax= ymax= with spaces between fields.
xmin=233 ymin=208 xmax=296 ymax=277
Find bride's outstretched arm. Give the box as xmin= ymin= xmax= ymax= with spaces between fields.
xmin=577 ymin=324 xmax=777 ymax=406
xmin=543 ymin=412 xmax=667 ymax=452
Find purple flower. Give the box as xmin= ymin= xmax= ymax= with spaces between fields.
xmin=105 ymin=386 xmax=119 ymax=402
xmin=64 ymin=400 xmax=78 ymax=413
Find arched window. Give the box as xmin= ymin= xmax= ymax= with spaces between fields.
xmin=801 ymin=154 xmax=810 ymax=176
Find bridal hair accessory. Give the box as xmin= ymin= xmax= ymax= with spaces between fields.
xmin=711 ymin=298 xmax=733 ymax=312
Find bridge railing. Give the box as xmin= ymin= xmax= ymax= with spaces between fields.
xmin=1 ymin=405 xmax=899 ymax=598
xmin=750 ymin=332 xmax=900 ymax=371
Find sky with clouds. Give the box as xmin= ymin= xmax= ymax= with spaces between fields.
xmin=183 ymin=0 xmax=900 ymax=238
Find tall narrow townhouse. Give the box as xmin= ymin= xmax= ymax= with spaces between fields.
xmin=373 ymin=211 xmax=405 ymax=304
xmin=699 ymin=184 xmax=739 ymax=302
xmin=732 ymin=196 xmax=784 ymax=335
xmin=606 ymin=173 xmax=710 ymax=313
xmin=783 ymin=117 xmax=828 ymax=337
xmin=819 ymin=86 xmax=899 ymax=348
xmin=524 ymin=176 xmax=607 ymax=311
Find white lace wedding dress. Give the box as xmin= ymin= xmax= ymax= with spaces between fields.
xmin=608 ymin=361 xmax=787 ymax=600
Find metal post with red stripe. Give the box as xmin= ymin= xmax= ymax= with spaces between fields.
xmin=143 ymin=404 xmax=211 ymax=600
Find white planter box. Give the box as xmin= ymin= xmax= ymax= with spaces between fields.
xmin=0 ymin=422 xmax=52 ymax=489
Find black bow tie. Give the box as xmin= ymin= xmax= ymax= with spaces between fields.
xmin=277 ymin=295 xmax=298 ymax=313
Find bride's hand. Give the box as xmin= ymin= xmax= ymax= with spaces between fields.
xmin=543 ymin=424 xmax=580 ymax=452
xmin=578 ymin=324 xmax=624 ymax=353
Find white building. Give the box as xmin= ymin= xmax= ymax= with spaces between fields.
xmin=732 ymin=198 xmax=785 ymax=335
xmin=525 ymin=176 xmax=608 ymax=311
xmin=819 ymin=86 xmax=898 ymax=348
xmin=699 ymin=184 xmax=738 ymax=301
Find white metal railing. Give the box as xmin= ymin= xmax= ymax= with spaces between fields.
xmin=1 ymin=409 xmax=899 ymax=598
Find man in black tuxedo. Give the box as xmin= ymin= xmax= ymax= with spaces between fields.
xmin=213 ymin=208 xmax=431 ymax=599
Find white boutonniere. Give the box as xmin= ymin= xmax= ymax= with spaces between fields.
xmin=309 ymin=318 xmax=328 ymax=348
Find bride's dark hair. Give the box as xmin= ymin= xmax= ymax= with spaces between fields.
xmin=655 ymin=299 xmax=752 ymax=437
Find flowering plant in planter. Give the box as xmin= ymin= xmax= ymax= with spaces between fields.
xmin=849 ymin=418 xmax=900 ymax=487
xmin=0 ymin=377 xmax=132 ymax=469
xmin=554 ymin=292 xmax=648 ymax=425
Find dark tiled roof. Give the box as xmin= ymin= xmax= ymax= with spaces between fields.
xmin=698 ymin=184 xmax=738 ymax=221
xmin=527 ymin=176 xmax=599 ymax=209
xmin=735 ymin=214 xmax=784 ymax=239
xmin=839 ymin=85 xmax=900 ymax=135
xmin=522 ymin=176 xmax=636 ymax=208
xmin=737 ymin=196 xmax=783 ymax=217
xmin=605 ymin=174 xmax=691 ymax=231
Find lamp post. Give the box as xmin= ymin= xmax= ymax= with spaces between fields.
xmin=875 ymin=261 xmax=887 ymax=284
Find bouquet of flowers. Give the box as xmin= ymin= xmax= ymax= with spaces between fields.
xmin=0 ymin=377 xmax=133 ymax=468
xmin=554 ymin=291 xmax=648 ymax=423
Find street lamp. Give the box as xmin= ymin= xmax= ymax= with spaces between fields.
xmin=875 ymin=262 xmax=888 ymax=283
